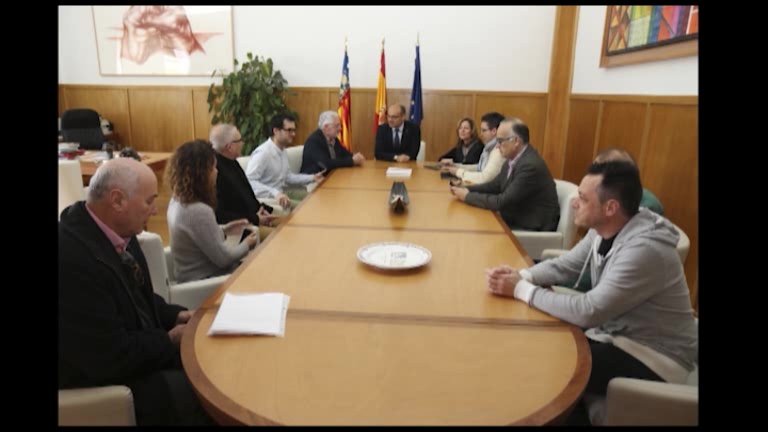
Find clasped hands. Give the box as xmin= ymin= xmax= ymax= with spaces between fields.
xmin=485 ymin=265 xmax=523 ymax=298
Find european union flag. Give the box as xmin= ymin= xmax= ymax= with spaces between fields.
xmin=409 ymin=44 xmax=423 ymax=125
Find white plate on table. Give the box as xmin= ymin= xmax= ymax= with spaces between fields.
xmin=357 ymin=242 xmax=432 ymax=270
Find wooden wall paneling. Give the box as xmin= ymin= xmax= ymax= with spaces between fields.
xmin=192 ymin=87 xmax=214 ymax=141
xmin=474 ymin=94 xmax=548 ymax=153
xmin=562 ymin=99 xmax=600 ymax=184
xmin=640 ymin=104 xmax=698 ymax=303
xmin=425 ymin=93 xmax=475 ymax=162
xmin=58 ymin=86 xmax=66 ymax=116
xmin=542 ymin=5 xmax=579 ymax=179
xmin=349 ymin=89 xmax=377 ymax=159
xmin=62 ymin=87 xmax=132 ymax=148
xmin=127 ymin=88 xmax=195 ymax=153
xmin=418 ymin=92 xmax=437 ymax=161
xmin=284 ymin=88 xmax=331 ymax=150
xmin=595 ymin=101 xmax=647 ymax=160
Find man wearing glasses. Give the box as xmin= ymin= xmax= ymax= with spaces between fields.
xmin=210 ymin=123 xmax=280 ymax=241
xmin=300 ymin=110 xmax=365 ymax=175
xmin=450 ymin=117 xmax=560 ymax=232
xmin=375 ymin=104 xmax=421 ymax=162
xmin=246 ymin=114 xmax=324 ymax=210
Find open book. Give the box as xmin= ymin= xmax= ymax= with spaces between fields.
xmin=208 ymin=292 xmax=291 ymax=337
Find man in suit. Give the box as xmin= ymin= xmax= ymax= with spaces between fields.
xmin=59 ymin=158 xmax=213 ymax=425
xmin=451 ymin=117 xmax=560 ymax=232
xmin=375 ymin=104 xmax=421 ymax=162
xmin=300 ymin=110 xmax=365 ymax=174
xmin=210 ymin=124 xmax=280 ymax=241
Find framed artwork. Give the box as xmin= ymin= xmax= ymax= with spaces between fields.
xmin=600 ymin=6 xmax=698 ymax=68
xmin=92 ymin=6 xmax=234 ymax=76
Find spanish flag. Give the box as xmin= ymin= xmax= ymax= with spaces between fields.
xmin=374 ymin=40 xmax=387 ymax=132
xmin=337 ymin=44 xmax=352 ymax=151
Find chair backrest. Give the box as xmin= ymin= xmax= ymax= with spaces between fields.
xmin=136 ymin=231 xmax=171 ymax=302
xmin=417 ymin=140 xmax=426 ymax=162
xmin=61 ymin=109 xmax=106 ymax=150
xmin=237 ymin=156 xmax=250 ymax=171
xmin=554 ymin=179 xmax=579 ymax=249
xmin=671 ymin=222 xmax=690 ymax=265
xmin=59 ymin=160 xmax=86 ymax=219
xmin=286 ymin=145 xmax=304 ymax=174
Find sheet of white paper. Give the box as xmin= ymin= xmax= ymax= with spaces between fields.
xmin=386 ymin=167 xmax=412 ymax=178
xmin=208 ymin=292 xmax=290 ymax=337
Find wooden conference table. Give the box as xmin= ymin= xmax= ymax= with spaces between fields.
xmin=78 ymin=151 xmax=171 ymax=186
xmin=182 ymin=161 xmax=590 ymax=426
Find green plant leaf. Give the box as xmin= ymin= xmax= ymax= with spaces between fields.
xmin=207 ymin=52 xmax=293 ymax=155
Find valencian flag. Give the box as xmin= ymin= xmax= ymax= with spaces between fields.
xmin=409 ymin=37 xmax=423 ymax=125
xmin=337 ymin=43 xmax=352 ymax=151
xmin=374 ymin=39 xmax=387 ymax=132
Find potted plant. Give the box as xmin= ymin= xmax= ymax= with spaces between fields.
xmin=207 ymin=52 xmax=296 ymax=155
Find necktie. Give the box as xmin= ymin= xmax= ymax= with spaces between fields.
xmin=119 ymin=250 xmax=155 ymax=329
xmin=393 ymin=129 xmax=401 ymax=149
xmin=328 ymin=142 xmax=336 ymax=159
xmin=506 ymin=160 xmax=514 ymax=179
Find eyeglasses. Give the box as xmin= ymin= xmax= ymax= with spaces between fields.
xmin=497 ymin=135 xmax=517 ymax=144
xmin=281 ymin=128 xmax=297 ymax=133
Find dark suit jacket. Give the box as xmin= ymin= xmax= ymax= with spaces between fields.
xmin=375 ymin=121 xmax=421 ymax=161
xmin=465 ymin=145 xmax=560 ymax=231
xmin=59 ymin=202 xmax=186 ymax=390
xmin=214 ymin=152 xmax=271 ymax=226
xmin=300 ymin=128 xmax=354 ymax=174
xmin=439 ymin=139 xmax=484 ymax=164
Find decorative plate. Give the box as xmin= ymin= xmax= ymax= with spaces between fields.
xmin=357 ymin=242 xmax=432 ymax=270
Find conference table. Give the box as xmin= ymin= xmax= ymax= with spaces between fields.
xmin=77 ymin=151 xmax=171 ymax=186
xmin=182 ymin=161 xmax=590 ymax=426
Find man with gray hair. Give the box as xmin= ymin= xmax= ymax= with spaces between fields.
xmin=210 ymin=123 xmax=279 ymax=241
xmin=300 ymin=110 xmax=365 ymax=174
xmin=59 ymin=158 xmax=213 ymax=425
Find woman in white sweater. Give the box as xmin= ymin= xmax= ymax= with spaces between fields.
xmin=166 ymin=139 xmax=259 ymax=283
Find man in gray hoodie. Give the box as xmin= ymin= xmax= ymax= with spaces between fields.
xmin=486 ymin=161 xmax=697 ymax=424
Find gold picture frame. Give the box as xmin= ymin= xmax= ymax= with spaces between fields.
xmin=600 ymin=6 xmax=698 ymax=68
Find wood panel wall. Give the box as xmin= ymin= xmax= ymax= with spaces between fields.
xmin=58 ymin=85 xmax=698 ymax=305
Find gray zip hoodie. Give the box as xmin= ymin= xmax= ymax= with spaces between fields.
xmin=526 ymin=208 xmax=698 ymax=371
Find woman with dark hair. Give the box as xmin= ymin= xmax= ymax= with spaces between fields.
xmin=438 ymin=117 xmax=484 ymax=165
xmin=166 ymin=139 xmax=259 ymax=283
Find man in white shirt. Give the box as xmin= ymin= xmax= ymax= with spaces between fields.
xmin=246 ymin=114 xmax=324 ymax=210
xmin=442 ymin=112 xmax=505 ymax=185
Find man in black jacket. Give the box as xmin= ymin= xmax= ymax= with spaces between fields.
xmin=301 ymin=111 xmax=365 ymax=174
xmin=451 ymin=117 xmax=560 ymax=232
xmin=210 ymin=124 xmax=279 ymax=241
xmin=375 ymin=104 xmax=421 ymax=162
xmin=59 ymin=158 xmax=213 ymax=425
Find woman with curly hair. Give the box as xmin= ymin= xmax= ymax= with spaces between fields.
xmin=438 ymin=117 xmax=484 ymax=165
xmin=166 ymin=139 xmax=259 ymax=283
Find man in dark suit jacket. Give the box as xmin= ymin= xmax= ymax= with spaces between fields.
xmin=210 ymin=124 xmax=279 ymax=241
xmin=300 ymin=111 xmax=365 ymax=174
xmin=375 ymin=104 xmax=421 ymax=162
xmin=59 ymin=158 xmax=213 ymax=425
xmin=451 ymin=118 xmax=560 ymax=231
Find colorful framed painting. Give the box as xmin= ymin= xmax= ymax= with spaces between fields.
xmin=600 ymin=6 xmax=698 ymax=68
xmin=92 ymin=6 xmax=234 ymax=76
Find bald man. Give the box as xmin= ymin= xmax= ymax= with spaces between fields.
xmin=59 ymin=158 xmax=213 ymax=425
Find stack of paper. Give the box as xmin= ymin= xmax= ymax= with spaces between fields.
xmin=386 ymin=167 xmax=412 ymax=178
xmin=208 ymin=292 xmax=291 ymax=337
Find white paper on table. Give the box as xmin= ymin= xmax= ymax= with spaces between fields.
xmin=208 ymin=292 xmax=290 ymax=337
xmin=385 ymin=167 xmax=412 ymax=178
